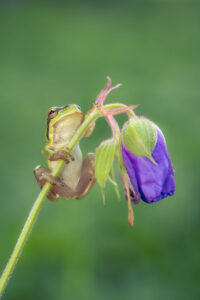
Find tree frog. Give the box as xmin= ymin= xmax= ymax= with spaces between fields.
xmin=34 ymin=104 xmax=96 ymax=202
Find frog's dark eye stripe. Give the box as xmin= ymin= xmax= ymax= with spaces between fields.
xmin=48 ymin=109 xmax=58 ymax=119
xmin=49 ymin=109 xmax=55 ymax=115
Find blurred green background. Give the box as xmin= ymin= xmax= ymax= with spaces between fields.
xmin=0 ymin=0 xmax=200 ymax=299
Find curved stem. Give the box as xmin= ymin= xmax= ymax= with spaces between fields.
xmin=103 ymin=103 xmax=136 ymax=117
xmin=0 ymin=109 xmax=100 ymax=297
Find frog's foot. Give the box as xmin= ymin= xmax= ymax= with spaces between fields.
xmin=49 ymin=148 xmax=75 ymax=163
xmin=34 ymin=166 xmax=63 ymax=202
xmin=34 ymin=165 xmax=58 ymax=184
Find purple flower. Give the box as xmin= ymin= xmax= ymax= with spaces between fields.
xmin=121 ymin=127 xmax=175 ymax=203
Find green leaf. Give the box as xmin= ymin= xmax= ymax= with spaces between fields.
xmin=95 ymin=139 xmax=117 ymax=189
xmin=122 ymin=117 xmax=157 ymax=163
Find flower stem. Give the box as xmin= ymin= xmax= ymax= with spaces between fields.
xmin=0 ymin=108 xmax=100 ymax=297
xmin=103 ymin=103 xmax=136 ymax=117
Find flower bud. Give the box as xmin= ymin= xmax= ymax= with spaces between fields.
xmin=121 ymin=117 xmax=157 ymax=163
xmin=121 ymin=119 xmax=175 ymax=203
xmin=95 ymin=138 xmax=117 ymax=203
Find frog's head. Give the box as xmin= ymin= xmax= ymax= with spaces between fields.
xmin=46 ymin=104 xmax=82 ymax=141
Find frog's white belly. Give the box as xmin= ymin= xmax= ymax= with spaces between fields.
xmin=61 ymin=146 xmax=82 ymax=190
xmin=50 ymin=144 xmax=83 ymax=190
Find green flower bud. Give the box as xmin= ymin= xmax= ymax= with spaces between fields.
xmin=95 ymin=138 xmax=117 ymax=203
xmin=121 ymin=117 xmax=157 ymax=164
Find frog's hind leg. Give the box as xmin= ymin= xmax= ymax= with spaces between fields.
xmin=34 ymin=165 xmax=60 ymax=202
xmin=34 ymin=153 xmax=96 ymax=201
xmin=76 ymin=153 xmax=96 ymax=200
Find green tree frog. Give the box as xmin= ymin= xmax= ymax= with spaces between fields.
xmin=34 ymin=104 xmax=96 ymax=202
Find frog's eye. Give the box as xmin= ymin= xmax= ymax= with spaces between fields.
xmin=48 ymin=109 xmax=58 ymax=119
xmin=49 ymin=109 xmax=55 ymax=115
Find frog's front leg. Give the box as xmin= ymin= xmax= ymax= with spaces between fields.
xmin=48 ymin=147 xmax=75 ymax=163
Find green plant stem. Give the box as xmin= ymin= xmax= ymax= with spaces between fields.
xmin=103 ymin=103 xmax=136 ymax=117
xmin=0 ymin=108 xmax=100 ymax=297
xmin=0 ymin=181 xmax=52 ymax=297
xmin=0 ymin=102 xmax=132 ymax=296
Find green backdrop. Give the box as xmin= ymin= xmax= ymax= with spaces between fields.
xmin=0 ymin=1 xmax=199 ymax=299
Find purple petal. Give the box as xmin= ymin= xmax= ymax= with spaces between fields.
xmin=121 ymin=129 xmax=175 ymax=203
